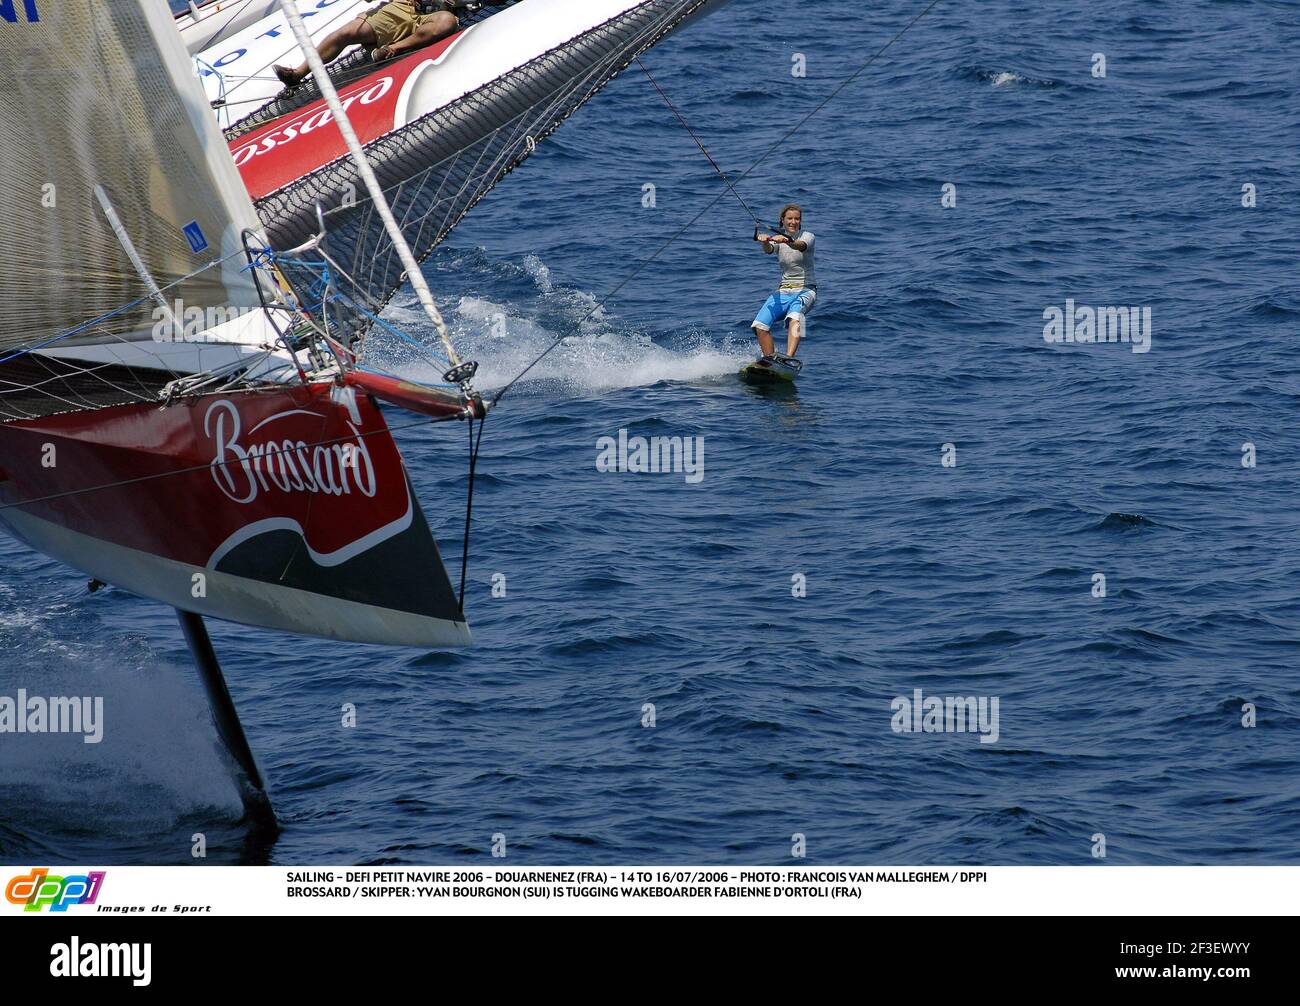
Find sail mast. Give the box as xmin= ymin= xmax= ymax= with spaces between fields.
xmin=274 ymin=0 xmax=460 ymax=368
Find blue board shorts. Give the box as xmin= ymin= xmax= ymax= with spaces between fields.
xmin=753 ymin=288 xmax=817 ymax=332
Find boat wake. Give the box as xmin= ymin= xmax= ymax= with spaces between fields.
xmin=0 ymin=587 xmax=244 ymax=858
xmin=369 ymin=254 xmax=752 ymax=396
xmin=454 ymin=301 xmax=751 ymax=394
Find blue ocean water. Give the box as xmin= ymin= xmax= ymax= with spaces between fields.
xmin=3 ymin=0 xmax=1300 ymax=865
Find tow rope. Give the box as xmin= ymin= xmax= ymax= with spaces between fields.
xmin=633 ymin=56 xmax=765 ymax=232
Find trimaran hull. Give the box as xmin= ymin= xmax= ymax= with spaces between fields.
xmin=176 ymin=0 xmax=300 ymax=54
xmin=0 ymin=383 xmax=470 ymax=647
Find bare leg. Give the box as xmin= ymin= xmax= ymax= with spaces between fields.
xmin=378 ymin=12 xmax=459 ymax=59
xmin=276 ymin=18 xmax=378 ymax=85
xmin=754 ymin=325 xmax=775 ymax=358
xmin=785 ymin=316 xmax=802 ymax=358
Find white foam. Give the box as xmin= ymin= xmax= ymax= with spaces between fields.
xmin=522 ymin=253 xmax=554 ymax=295
xmin=0 ymin=612 xmax=245 ymax=825
xmin=368 ymin=283 xmax=752 ymax=396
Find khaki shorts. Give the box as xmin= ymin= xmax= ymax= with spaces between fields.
xmin=364 ymin=2 xmax=444 ymax=48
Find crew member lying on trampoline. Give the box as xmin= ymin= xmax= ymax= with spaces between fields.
xmin=274 ymin=0 xmax=460 ymax=88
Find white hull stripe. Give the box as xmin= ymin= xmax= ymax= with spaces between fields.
xmin=206 ymin=487 xmax=414 ymax=569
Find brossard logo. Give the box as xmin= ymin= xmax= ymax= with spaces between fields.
xmin=204 ymin=400 xmax=378 ymax=504
xmin=6 ymin=868 xmax=105 ymax=912
xmin=231 ymin=76 xmax=394 ymax=168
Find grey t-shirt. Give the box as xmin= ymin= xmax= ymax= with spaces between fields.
xmin=777 ymin=231 xmax=816 ymax=290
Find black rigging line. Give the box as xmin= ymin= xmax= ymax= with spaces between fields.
xmin=491 ymin=0 xmax=944 ymax=407
xmin=191 ymin=0 xmax=260 ymax=56
xmin=633 ymin=56 xmax=763 ymax=229
xmin=457 ymin=410 xmax=486 ymax=611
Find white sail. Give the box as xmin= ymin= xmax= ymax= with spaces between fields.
xmin=0 ymin=0 xmax=267 ymax=353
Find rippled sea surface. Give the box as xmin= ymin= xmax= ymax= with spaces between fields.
xmin=3 ymin=0 xmax=1299 ymax=865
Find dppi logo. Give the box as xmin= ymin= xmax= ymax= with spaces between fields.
xmin=6 ymin=868 xmax=104 ymax=912
xmin=0 ymin=0 xmax=40 ymax=24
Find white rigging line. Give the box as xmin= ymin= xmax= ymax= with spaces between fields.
xmin=275 ymin=0 xmax=460 ymax=368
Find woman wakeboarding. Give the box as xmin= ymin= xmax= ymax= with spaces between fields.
xmin=751 ymin=204 xmax=817 ymax=362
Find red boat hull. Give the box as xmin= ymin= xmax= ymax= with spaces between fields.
xmin=0 ymin=381 xmax=470 ymax=647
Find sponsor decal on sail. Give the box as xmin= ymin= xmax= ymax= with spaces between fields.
xmin=182 ymin=220 xmax=210 ymax=253
xmin=0 ymin=0 xmax=40 ymax=24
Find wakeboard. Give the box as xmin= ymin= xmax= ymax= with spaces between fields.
xmin=739 ymin=354 xmax=802 ymax=385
